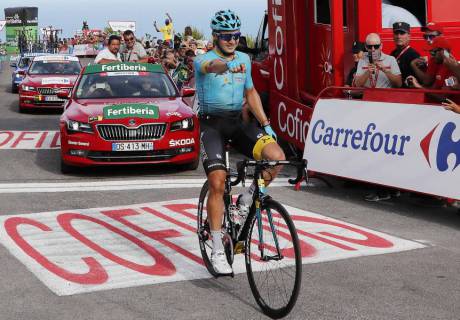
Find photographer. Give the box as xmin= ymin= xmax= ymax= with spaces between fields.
xmin=354 ymin=33 xmax=402 ymax=88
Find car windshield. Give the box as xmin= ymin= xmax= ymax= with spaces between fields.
xmin=75 ymin=72 xmax=178 ymax=99
xmin=28 ymin=61 xmax=81 ymax=75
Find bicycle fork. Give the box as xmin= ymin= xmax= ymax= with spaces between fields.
xmin=255 ymin=177 xmax=283 ymax=262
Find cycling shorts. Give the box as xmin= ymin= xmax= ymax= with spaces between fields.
xmin=200 ymin=112 xmax=276 ymax=175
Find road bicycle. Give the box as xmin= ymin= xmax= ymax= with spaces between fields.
xmin=197 ymin=149 xmax=307 ymax=319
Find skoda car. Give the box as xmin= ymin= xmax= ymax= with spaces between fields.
xmin=18 ymin=55 xmax=82 ymax=112
xmin=10 ymin=53 xmax=44 ymax=93
xmin=59 ymin=62 xmax=199 ymax=173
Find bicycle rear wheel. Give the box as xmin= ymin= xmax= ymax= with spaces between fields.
xmin=245 ymin=198 xmax=302 ymax=319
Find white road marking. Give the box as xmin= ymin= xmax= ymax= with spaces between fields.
xmin=0 ymin=198 xmax=426 ymax=296
xmin=0 ymin=178 xmax=296 ymax=193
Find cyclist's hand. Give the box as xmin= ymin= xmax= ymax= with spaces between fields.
xmin=263 ymin=124 xmax=277 ymax=141
xmin=226 ymin=60 xmax=246 ymax=73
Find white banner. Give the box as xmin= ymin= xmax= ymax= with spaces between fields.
xmin=304 ymin=99 xmax=460 ymax=200
xmin=0 ymin=20 xmax=6 ymax=31
xmin=108 ymin=21 xmax=136 ymax=32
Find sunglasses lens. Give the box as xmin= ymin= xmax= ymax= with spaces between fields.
xmin=219 ymin=32 xmax=241 ymax=41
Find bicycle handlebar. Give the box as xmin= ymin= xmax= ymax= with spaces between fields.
xmin=231 ymin=159 xmax=308 ymax=187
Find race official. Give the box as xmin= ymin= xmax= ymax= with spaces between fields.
xmin=354 ymin=33 xmax=402 ymax=88
xmin=121 ymin=30 xmax=148 ymax=63
xmin=390 ymin=22 xmax=421 ymax=87
xmin=94 ymin=35 xmax=122 ymax=64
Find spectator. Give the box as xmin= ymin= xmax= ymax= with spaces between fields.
xmin=154 ymin=13 xmax=174 ymax=48
xmin=382 ymin=0 xmax=421 ymax=28
xmin=162 ymin=49 xmax=178 ymax=77
xmin=443 ymin=98 xmax=460 ymax=114
xmin=410 ymin=23 xmax=445 ymax=86
xmin=421 ymin=22 xmax=443 ymax=44
xmin=206 ymin=41 xmax=214 ymax=52
xmin=346 ymin=41 xmax=365 ymax=86
xmin=184 ymin=26 xmax=193 ymax=38
xmin=121 ymin=30 xmax=148 ymax=63
xmin=407 ymin=37 xmax=457 ymax=90
xmin=390 ymin=22 xmax=421 ymax=87
xmin=354 ymin=33 xmax=402 ymax=88
xmin=94 ymin=35 xmax=122 ymax=64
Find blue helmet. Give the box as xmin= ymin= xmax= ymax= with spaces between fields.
xmin=210 ymin=10 xmax=241 ymax=31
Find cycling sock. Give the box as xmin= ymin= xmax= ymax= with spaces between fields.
xmin=240 ymin=181 xmax=256 ymax=207
xmin=211 ymin=230 xmax=224 ymax=253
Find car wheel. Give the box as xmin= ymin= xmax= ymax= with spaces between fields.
xmin=60 ymin=160 xmax=76 ymax=174
xmin=18 ymin=104 xmax=26 ymax=113
xmin=12 ymin=86 xmax=18 ymax=93
xmin=181 ymin=158 xmax=200 ymax=171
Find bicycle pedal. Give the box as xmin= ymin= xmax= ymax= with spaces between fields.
xmin=234 ymin=241 xmax=245 ymax=254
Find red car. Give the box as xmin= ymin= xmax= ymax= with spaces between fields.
xmin=18 ymin=55 xmax=82 ymax=112
xmin=59 ymin=62 xmax=199 ymax=173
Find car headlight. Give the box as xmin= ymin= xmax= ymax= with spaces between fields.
xmin=15 ymin=73 xmax=24 ymax=79
xmin=67 ymin=120 xmax=94 ymax=134
xmin=21 ymin=85 xmax=36 ymax=92
xmin=170 ymin=118 xmax=194 ymax=131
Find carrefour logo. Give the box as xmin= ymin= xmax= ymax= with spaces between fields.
xmin=420 ymin=122 xmax=460 ymax=172
xmin=310 ymin=120 xmax=411 ymax=156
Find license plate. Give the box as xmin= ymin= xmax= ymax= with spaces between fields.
xmin=112 ymin=142 xmax=154 ymax=151
xmin=44 ymin=95 xmax=64 ymax=102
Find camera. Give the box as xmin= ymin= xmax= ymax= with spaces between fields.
xmin=445 ymin=77 xmax=455 ymax=87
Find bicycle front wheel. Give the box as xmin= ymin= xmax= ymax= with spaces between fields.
xmin=245 ymin=198 xmax=302 ymax=319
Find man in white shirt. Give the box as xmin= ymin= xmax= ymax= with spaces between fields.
xmin=354 ymin=33 xmax=402 ymax=88
xmin=382 ymin=0 xmax=421 ymax=28
xmin=120 ymin=30 xmax=148 ymax=63
xmin=94 ymin=35 xmax=122 ymax=64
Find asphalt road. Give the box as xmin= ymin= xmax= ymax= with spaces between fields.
xmin=0 ymin=59 xmax=460 ymax=320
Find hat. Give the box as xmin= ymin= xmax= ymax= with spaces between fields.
xmin=424 ymin=36 xmax=451 ymax=51
xmin=421 ymin=22 xmax=444 ymax=34
xmin=393 ymin=22 xmax=410 ymax=33
xmin=352 ymin=41 xmax=365 ymax=54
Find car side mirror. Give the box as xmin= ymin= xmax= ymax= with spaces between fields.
xmin=182 ymin=87 xmax=196 ymax=97
xmin=17 ymin=70 xmax=26 ymax=76
xmin=57 ymin=90 xmax=71 ymax=99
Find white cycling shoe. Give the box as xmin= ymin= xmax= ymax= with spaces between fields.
xmin=211 ymin=250 xmax=233 ymax=275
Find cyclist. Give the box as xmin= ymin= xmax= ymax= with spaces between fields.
xmin=195 ymin=10 xmax=285 ymax=275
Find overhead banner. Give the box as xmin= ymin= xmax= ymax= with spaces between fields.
xmin=304 ymin=99 xmax=460 ymax=200
xmin=108 ymin=21 xmax=136 ymax=32
xmin=0 ymin=20 xmax=6 ymax=31
xmin=4 ymin=7 xmax=39 ymax=54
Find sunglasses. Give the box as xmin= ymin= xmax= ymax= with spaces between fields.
xmin=217 ymin=32 xmax=241 ymax=42
xmin=125 ymin=37 xmax=135 ymax=42
xmin=366 ymin=44 xmax=381 ymax=50
xmin=423 ymin=34 xmax=439 ymax=41
xmin=393 ymin=30 xmax=407 ymax=35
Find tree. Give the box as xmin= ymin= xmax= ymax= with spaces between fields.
xmin=191 ymin=27 xmax=205 ymax=40
xmin=245 ymin=34 xmax=256 ymax=48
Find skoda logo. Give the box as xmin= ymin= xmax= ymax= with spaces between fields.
xmin=128 ymin=119 xmax=136 ymax=126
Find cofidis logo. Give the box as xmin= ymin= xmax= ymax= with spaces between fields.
xmin=420 ymin=122 xmax=460 ymax=172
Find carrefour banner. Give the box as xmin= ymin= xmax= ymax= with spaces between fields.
xmin=304 ymin=99 xmax=460 ymax=200
xmin=4 ymin=7 xmax=39 ymax=54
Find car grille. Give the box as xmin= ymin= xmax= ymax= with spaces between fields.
xmin=97 ymin=124 xmax=167 ymax=141
xmin=37 ymin=87 xmax=71 ymax=95
xmin=87 ymin=148 xmax=192 ymax=162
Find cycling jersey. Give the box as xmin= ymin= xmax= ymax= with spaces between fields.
xmin=194 ymin=50 xmax=253 ymax=115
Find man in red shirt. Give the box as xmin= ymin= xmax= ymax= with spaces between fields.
xmin=407 ymin=37 xmax=456 ymax=89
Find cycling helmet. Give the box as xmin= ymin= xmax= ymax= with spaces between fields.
xmin=210 ymin=10 xmax=241 ymax=31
